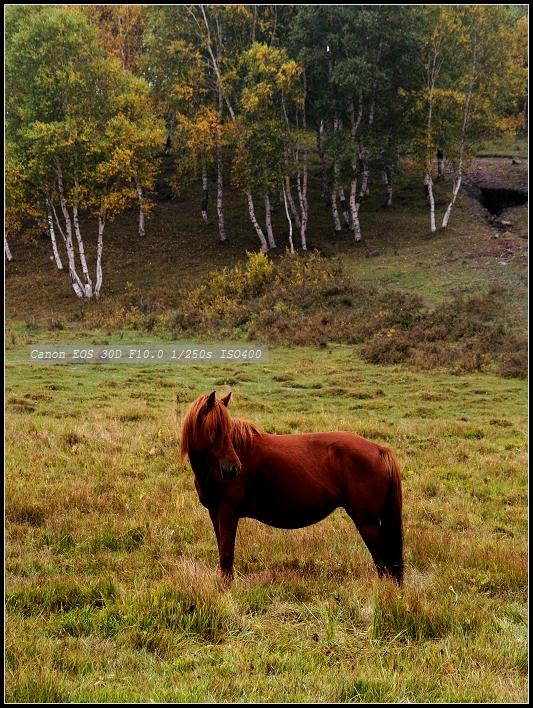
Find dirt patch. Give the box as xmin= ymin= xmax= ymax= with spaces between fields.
xmin=462 ymin=156 xmax=528 ymax=241
xmin=479 ymin=187 xmax=527 ymax=216
xmin=465 ymin=156 xmax=528 ymax=193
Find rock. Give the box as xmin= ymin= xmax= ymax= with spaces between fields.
xmin=492 ymin=218 xmax=513 ymax=230
xmin=512 ymin=157 xmax=522 ymax=164
xmin=366 ymin=249 xmax=381 ymax=258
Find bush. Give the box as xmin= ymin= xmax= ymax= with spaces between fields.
xmin=499 ymin=345 xmax=528 ymax=378
xmin=76 ymin=251 xmax=525 ymax=377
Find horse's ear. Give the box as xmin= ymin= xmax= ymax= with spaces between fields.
xmin=221 ymin=392 xmax=232 ymax=407
xmin=205 ymin=391 xmax=216 ymax=412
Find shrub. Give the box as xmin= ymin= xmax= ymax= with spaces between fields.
xmin=499 ymin=347 xmax=528 ymax=378
xmin=73 ymin=251 xmax=525 ymax=377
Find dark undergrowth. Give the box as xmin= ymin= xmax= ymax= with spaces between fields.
xmin=84 ymin=251 xmax=527 ymax=378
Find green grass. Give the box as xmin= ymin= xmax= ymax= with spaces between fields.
xmin=5 ymin=339 xmax=528 ymax=702
xmin=476 ymin=135 xmax=528 ymax=158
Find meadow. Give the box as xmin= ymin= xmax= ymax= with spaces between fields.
xmin=5 ymin=331 xmax=528 ymax=702
xmin=5 ymin=149 xmax=528 ymax=702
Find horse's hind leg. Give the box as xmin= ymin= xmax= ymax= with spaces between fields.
xmin=346 ymin=513 xmax=387 ymax=577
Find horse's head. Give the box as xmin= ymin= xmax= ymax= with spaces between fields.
xmin=181 ymin=391 xmax=242 ymax=480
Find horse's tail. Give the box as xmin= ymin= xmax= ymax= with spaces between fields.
xmin=379 ymin=446 xmax=404 ymax=585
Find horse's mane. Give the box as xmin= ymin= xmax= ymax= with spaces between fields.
xmin=180 ymin=393 xmax=263 ymax=460
xmin=230 ymin=416 xmax=263 ymax=454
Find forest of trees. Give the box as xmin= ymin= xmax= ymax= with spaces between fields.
xmin=5 ymin=5 xmax=528 ymax=298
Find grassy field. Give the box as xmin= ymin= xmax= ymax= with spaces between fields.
xmin=5 ymin=335 xmax=528 ymax=702
xmin=5 ymin=140 xmax=528 ymax=702
xmin=476 ymin=135 xmax=528 ymax=158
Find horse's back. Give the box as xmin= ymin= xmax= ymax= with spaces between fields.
xmin=253 ymin=430 xmax=389 ymax=488
xmin=282 ymin=430 xmax=386 ymax=469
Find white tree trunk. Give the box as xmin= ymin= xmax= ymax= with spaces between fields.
xmin=442 ymin=174 xmax=462 ymax=229
xmin=282 ymin=184 xmax=294 ymax=253
xmin=362 ymin=164 xmax=370 ymax=196
xmin=350 ymin=173 xmax=362 ymax=243
xmin=55 ymin=165 xmax=85 ymax=297
xmin=358 ymin=146 xmax=370 ymax=197
xmin=298 ymin=65 xmax=309 ymax=251
xmin=338 ymin=187 xmax=350 ymax=228
xmin=246 ymin=190 xmax=268 ymax=253
xmin=331 ymin=116 xmax=343 ymax=233
xmin=441 ymin=38 xmax=476 ymax=231
xmin=47 ymin=213 xmax=63 ymax=269
xmin=331 ymin=187 xmax=342 ymax=233
xmin=383 ymin=170 xmax=393 ymax=208
xmin=353 ymin=205 xmax=362 ymax=242
xmin=282 ymin=64 xmax=309 ymax=249
xmin=200 ymin=5 xmax=236 ymax=122
xmin=284 ymin=177 xmax=301 ymax=231
xmin=201 ymin=163 xmax=209 ymax=225
xmin=5 ymin=238 xmax=13 ymax=262
xmin=136 ymin=179 xmax=146 ymax=237
xmin=216 ymin=82 xmax=227 ymax=242
xmin=348 ymin=96 xmax=363 ymax=240
xmin=216 ymin=147 xmax=227 ymax=242
xmin=423 ymin=31 xmax=443 ymax=235
xmin=296 ymin=162 xmax=308 ymax=251
xmin=425 ymin=173 xmax=437 ymax=232
xmin=95 ymin=216 xmax=105 ymax=297
xmin=349 ymin=173 xmax=359 ymax=241
xmin=264 ymin=192 xmax=276 ymax=249
xmin=316 ymin=120 xmax=327 ymax=199
xmin=72 ymin=202 xmax=93 ymax=297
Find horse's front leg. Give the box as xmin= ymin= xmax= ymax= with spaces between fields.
xmin=217 ymin=503 xmax=239 ymax=582
xmin=208 ymin=507 xmax=221 ymax=553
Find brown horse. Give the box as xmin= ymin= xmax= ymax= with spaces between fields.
xmin=180 ymin=391 xmax=404 ymax=584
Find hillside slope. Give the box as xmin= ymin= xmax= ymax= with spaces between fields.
xmin=5 ymin=156 xmax=527 ymax=330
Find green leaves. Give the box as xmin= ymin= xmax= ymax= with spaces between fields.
xmin=6 ymin=6 xmax=162 ymax=224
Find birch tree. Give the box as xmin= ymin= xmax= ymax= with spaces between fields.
xmin=292 ymin=6 xmax=391 ymax=242
xmin=149 ymin=5 xmax=251 ymax=243
xmin=83 ymin=5 xmax=157 ymax=239
xmin=143 ymin=7 xmax=220 ymax=232
xmin=234 ymin=43 xmax=303 ymax=251
xmin=5 ymin=150 xmax=38 ymax=266
xmin=412 ymin=6 xmax=521 ymax=232
xmin=6 ymin=6 xmax=162 ymax=298
xmin=414 ymin=7 xmax=456 ymax=233
xmin=82 ymin=5 xmax=147 ymax=74
xmin=291 ymin=7 xmax=344 ymax=235
xmin=440 ymin=6 xmax=522 ymax=229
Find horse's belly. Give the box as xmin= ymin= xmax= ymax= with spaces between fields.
xmin=244 ymin=500 xmax=340 ymax=530
xmin=241 ymin=461 xmax=342 ymax=528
